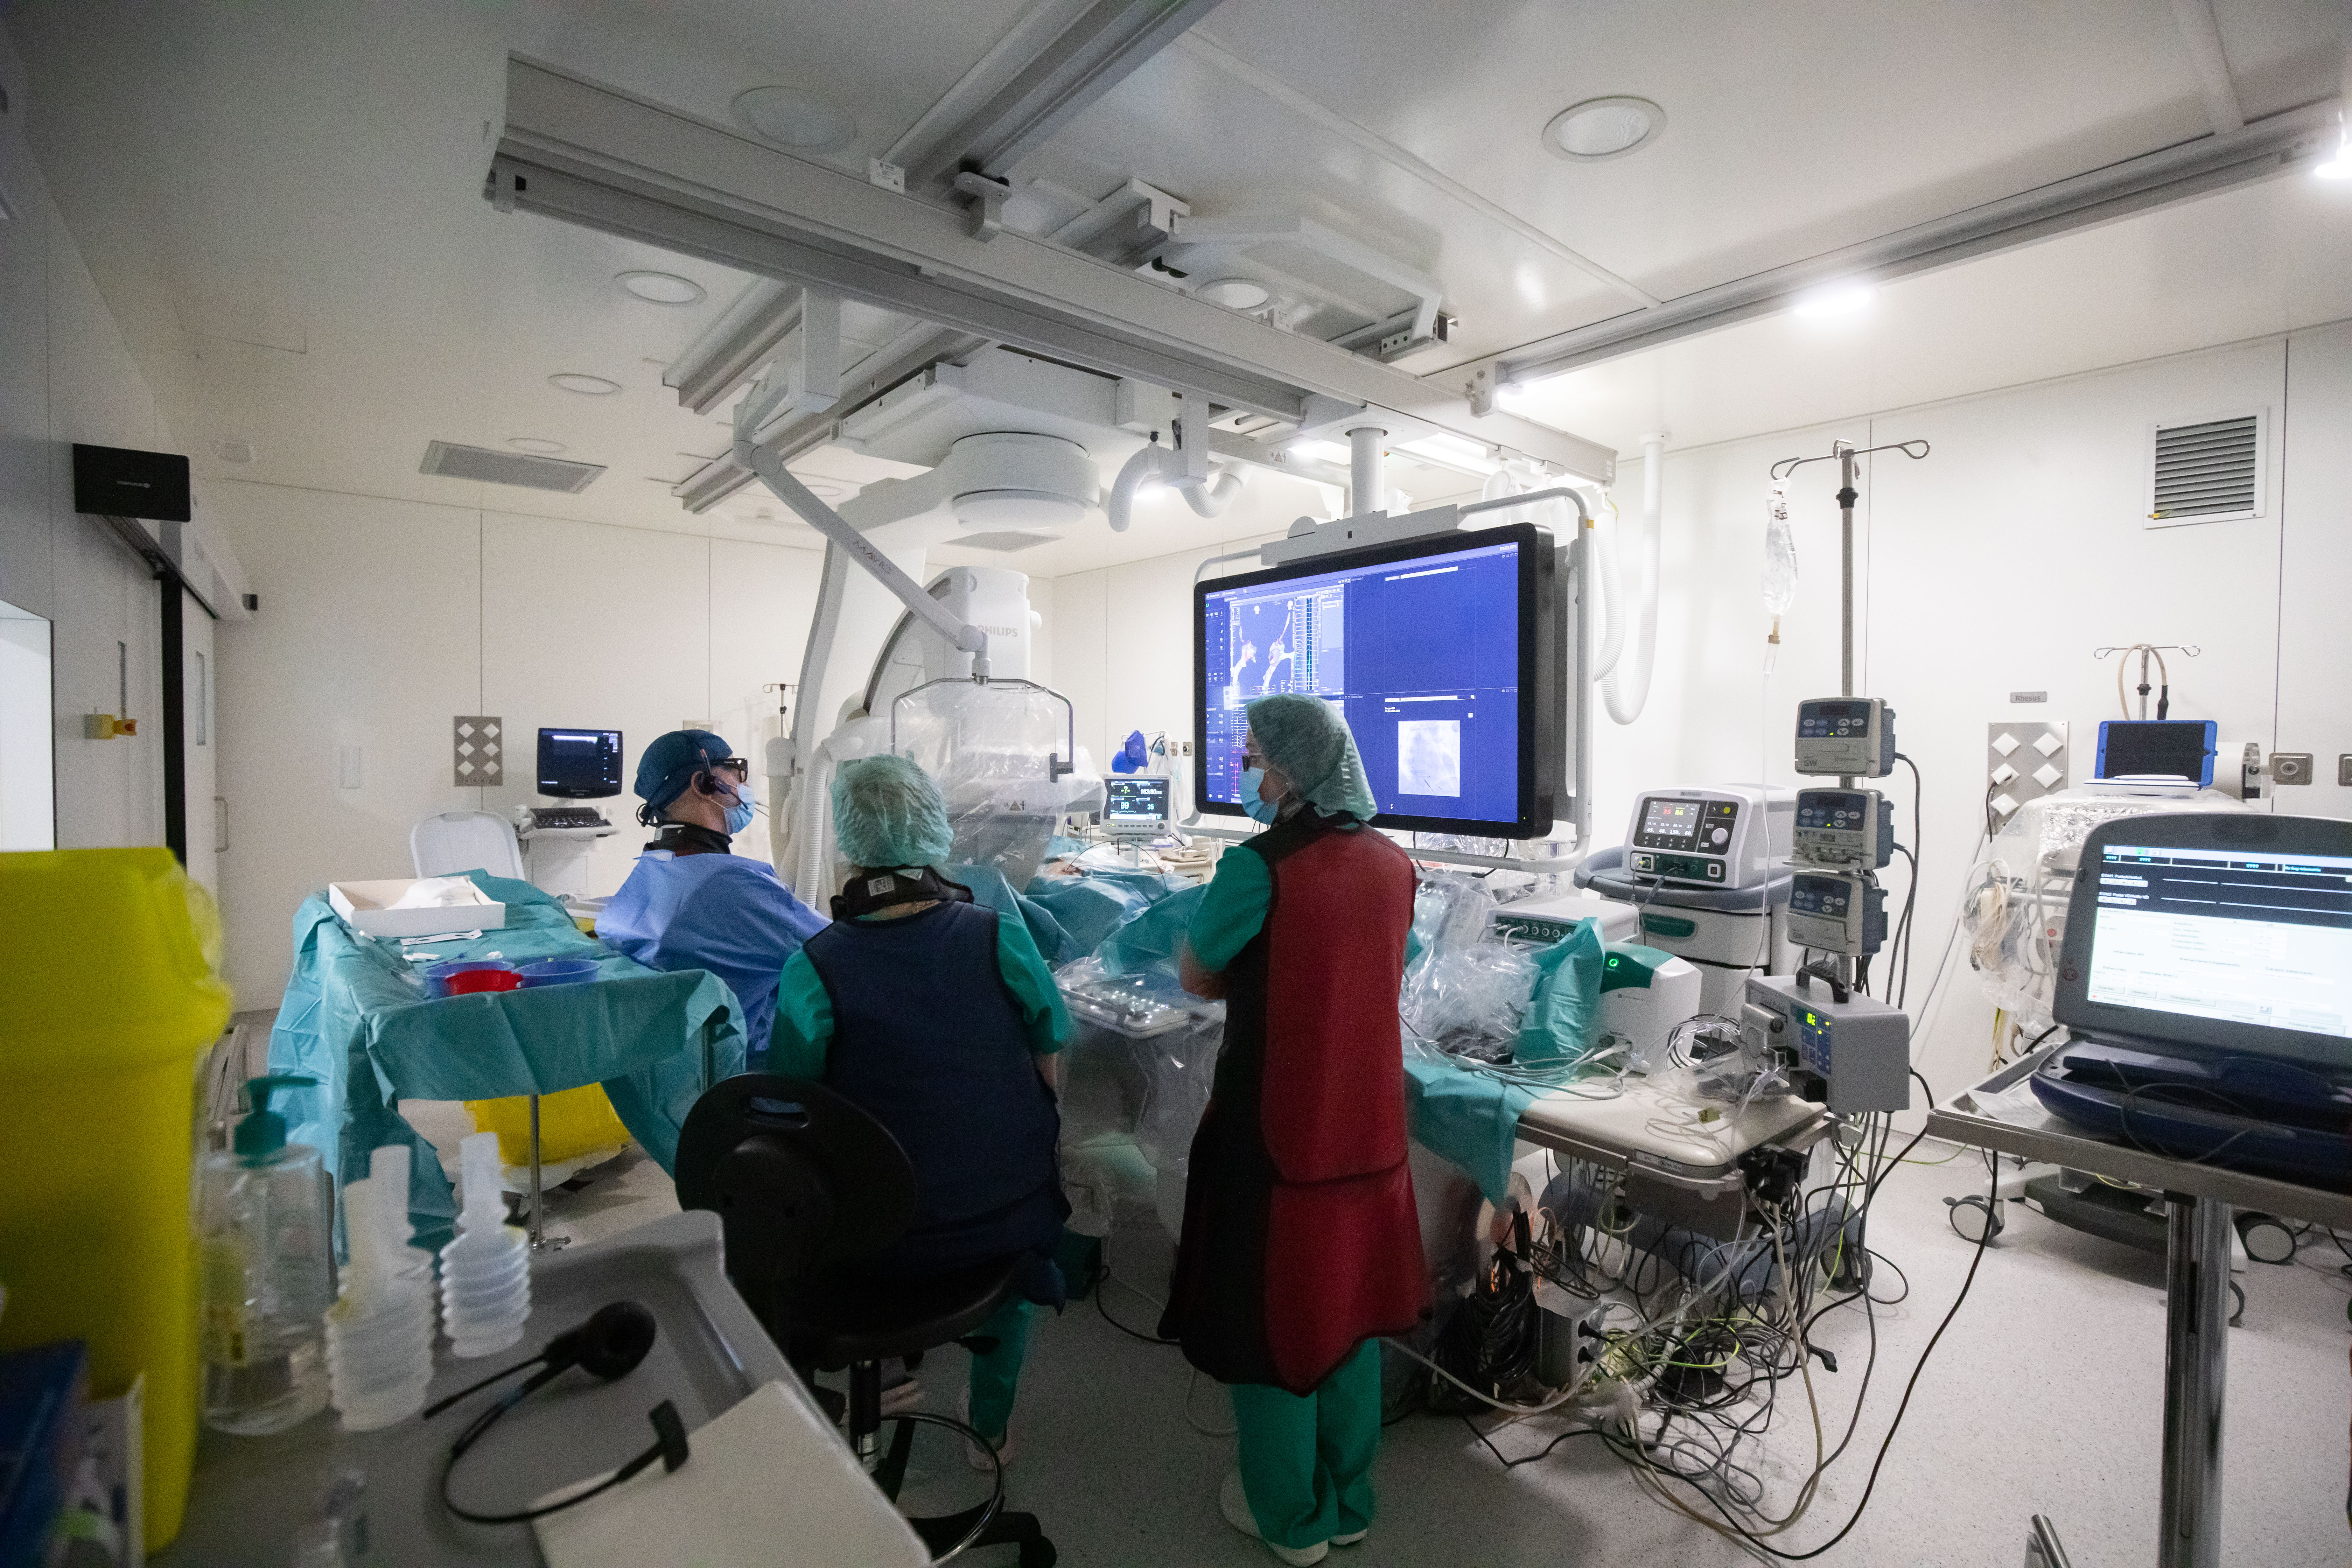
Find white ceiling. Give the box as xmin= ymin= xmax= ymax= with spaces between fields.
xmin=4 ymin=0 xmax=2346 ymax=570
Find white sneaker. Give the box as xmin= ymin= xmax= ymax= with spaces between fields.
xmin=1332 ymin=1528 xmax=1368 ymax=1546
xmin=956 ymin=1389 xmax=1013 ymax=1471
xmin=878 ymin=1374 xmax=925 ymax=1417
xmin=1219 ymin=1469 xmax=1328 ymax=1566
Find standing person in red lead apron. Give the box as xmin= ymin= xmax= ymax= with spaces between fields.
xmin=1163 ymin=693 xmax=1426 ymax=1566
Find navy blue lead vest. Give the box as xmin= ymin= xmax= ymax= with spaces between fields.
xmin=801 ymin=899 xmax=1066 ymax=1274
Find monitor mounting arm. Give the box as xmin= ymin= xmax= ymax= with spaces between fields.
xmin=733 ymin=432 xmax=993 ymax=682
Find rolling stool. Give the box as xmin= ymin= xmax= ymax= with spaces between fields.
xmin=676 ymin=1073 xmax=1055 ymax=1566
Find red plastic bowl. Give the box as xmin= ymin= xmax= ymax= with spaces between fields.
xmin=444 ymin=967 xmax=522 ymax=995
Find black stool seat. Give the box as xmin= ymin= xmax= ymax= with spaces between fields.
xmin=791 ymin=1256 xmax=1022 ymax=1370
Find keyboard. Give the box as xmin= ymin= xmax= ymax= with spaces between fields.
xmin=529 ymin=806 xmax=610 ymax=830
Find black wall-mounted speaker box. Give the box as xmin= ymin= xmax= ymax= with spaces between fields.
xmin=72 ymin=443 xmax=191 ymax=522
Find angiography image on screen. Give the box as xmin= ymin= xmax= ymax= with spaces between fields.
xmin=1199 ymin=535 xmax=1529 ymax=828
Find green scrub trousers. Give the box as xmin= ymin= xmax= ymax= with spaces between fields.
xmin=1231 ymin=1341 xmax=1384 ymax=1550
xmin=967 ymin=1296 xmax=1038 ymax=1443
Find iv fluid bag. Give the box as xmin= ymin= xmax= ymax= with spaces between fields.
xmin=1762 ymin=481 xmax=1798 ymax=617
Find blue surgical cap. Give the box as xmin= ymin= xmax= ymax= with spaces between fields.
xmin=1247 ymin=694 xmax=1377 ymax=820
xmin=832 ymin=754 xmax=953 ymax=870
xmin=634 ymin=729 xmax=733 ymax=816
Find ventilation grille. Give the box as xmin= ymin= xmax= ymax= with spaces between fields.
xmin=2150 ymin=415 xmax=2258 ymax=523
xmin=421 ymin=441 xmax=604 ymax=493
xmin=955 ymin=531 xmax=1056 ymax=553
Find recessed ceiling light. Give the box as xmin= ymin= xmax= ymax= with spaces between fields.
xmin=793 ymin=477 xmax=848 ymax=499
xmin=1543 ymin=96 xmax=1666 ymax=162
xmin=733 ymin=86 xmax=856 ymax=152
xmin=1793 ymin=282 xmax=1877 ymax=318
xmin=1196 ymin=277 xmax=1272 ymax=310
xmin=616 ymin=271 xmax=706 ymax=306
xmin=1285 ymin=439 xmax=1352 ymax=465
xmin=2316 ymin=129 xmax=2352 ymax=180
xmin=507 ymin=436 xmax=568 ymax=454
xmin=549 ymin=373 xmax=622 ymax=396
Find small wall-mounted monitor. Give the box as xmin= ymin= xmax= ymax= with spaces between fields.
xmin=537 ymin=728 xmax=623 ymax=798
xmin=1194 ymin=522 xmax=1563 ymax=837
xmin=2095 ymin=720 xmax=2217 ymax=786
xmin=1103 ymin=776 xmax=1171 ymax=838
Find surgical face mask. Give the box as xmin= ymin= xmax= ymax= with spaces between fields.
xmin=1239 ymin=766 xmax=1282 ymax=825
xmin=715 ymin=772 xmax=755 ymax=836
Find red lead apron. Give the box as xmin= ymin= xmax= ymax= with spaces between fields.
xmin=1158 ymin=811 xmax=1427 ymax=1393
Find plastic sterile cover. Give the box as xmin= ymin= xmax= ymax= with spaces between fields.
xmin=892 ymin=681 xmax=1099 ymax=891
xmin=1400 ymin=874 xmax=1540 ymax=1063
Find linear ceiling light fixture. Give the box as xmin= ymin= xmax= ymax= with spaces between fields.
xmin=1792 ymin=281 xmax=1877 ymax=318
xmin=1470 ymin=93 xmax=2343 ymax=383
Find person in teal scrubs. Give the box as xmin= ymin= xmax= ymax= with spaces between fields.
xmin=1168 ymin=695 xmax=1424 ymax=1566
xmin=768 ymin=753 xmax=1069 ymax=1468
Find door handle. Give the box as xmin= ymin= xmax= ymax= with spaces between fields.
xmin=214 ymin=796 xmax=230 ymax=853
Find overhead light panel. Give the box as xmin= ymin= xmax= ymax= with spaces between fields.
xmin=1544 ymin=97 xmax=1665 ymax=162
xmin=733 ymin=86 xmax=856 ymax=152
xmin=549 ymin=372 xmax=621 ymax=395
xmin=1793 ymin=282 xmax=1877 ymax=318
xmin=1400 ymin=431 xmax=1499 ymax=474
xmin=1286 ymin=439 xmax=1351 ymax=465
xmin=2317 ymin=127 xmax=2351 ymax=180
xmin=616 ymin=270 xmax=706 ymax=305
xmin=1196 ymin=277 xmax=1272 ymax=310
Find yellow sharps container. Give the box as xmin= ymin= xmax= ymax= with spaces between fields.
xmin=0 ymin=848 xmax=232 ymax=1550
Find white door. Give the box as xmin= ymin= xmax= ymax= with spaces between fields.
xmin=182 ymin=588 xmax=218 ymax=891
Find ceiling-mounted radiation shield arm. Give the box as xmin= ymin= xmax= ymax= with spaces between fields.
xmin=734 ymin=435 xmax=993 ymax=681
xmin=889 ymin=678 xmax=1080 ymax=784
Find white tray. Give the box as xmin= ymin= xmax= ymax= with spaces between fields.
xmin=328 ymin=878 xmax=508 ymax=939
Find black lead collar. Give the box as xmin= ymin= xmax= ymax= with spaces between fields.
xmin=831 ymin=866 xmax=974 ymax=921
xmin=645 ymin=821 xmax=733 ymax=857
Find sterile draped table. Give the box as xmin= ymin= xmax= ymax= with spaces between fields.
xmin=268 ymin=870 xmax=746 ymax=1253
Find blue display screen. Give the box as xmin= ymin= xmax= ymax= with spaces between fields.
xmin=1199 ymin=538 xmax=1522 ymax=824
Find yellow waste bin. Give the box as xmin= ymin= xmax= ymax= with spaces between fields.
xmin=465 ymin=1084 xmax=632 ymax=1168
xmin=0 ymin=849 xmax=232 ymax=1550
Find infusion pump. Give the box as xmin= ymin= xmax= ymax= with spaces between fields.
xmin=1623 ymin=785 xmax=1793 ymax=890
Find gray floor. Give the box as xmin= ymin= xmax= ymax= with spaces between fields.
xmin=451 ymin=1134 xmax=2352 ymax=1567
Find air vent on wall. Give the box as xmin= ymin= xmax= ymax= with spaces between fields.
xmin=420 ymin=441 xmax=605 ymax=493
xmin=2147 ymin=413 xmax=2260 ymax=527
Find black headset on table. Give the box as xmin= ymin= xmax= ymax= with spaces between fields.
xmin=426 ymin=1301 xmax=691 ymax=1526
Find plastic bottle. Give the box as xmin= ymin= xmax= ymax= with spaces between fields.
xmin=200 ymin=1075 xmax=334 ymax=1435
xmin=366 ymin=1143 xmax=439 ymax=1328
xmin=438 ymin=1132 xmax=533 ymax=1358
xmin=323 ymin=1176 xmax=435 ymax=1430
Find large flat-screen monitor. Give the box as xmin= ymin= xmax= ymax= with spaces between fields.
xmin=1194 ymin=522 xmax=1562 ymax=836
xmin=2054 ymin=813 xmax=2352 ymax=1068
xmin=537 ymin=728 xmax=623 ymax=798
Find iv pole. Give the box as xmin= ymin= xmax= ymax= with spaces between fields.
xmin=1767 ymin=438 xmax=1930 ymax=987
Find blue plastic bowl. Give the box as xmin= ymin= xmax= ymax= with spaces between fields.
xmin=518 ymin=958 xmax=600 ymax=988
xmin=425 ymin=958 xmax=516 ymax=999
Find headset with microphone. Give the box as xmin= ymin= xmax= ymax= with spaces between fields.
xmin=428 ymin=1302 xmax=691 ymax=1526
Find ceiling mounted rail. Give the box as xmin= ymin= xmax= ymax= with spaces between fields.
xmin=487 ymin=56 xmax=1615 ymax=485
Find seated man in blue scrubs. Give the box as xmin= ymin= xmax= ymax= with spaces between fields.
xmin=597 ymin=729 xmax=826 ymax=1064
xmin=769 ymin=753 xmax=1069 ymax=1468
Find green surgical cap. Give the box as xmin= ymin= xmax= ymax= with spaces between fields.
xmin=1247 ymin=693 xmax=1377 ymax=820
xmin=832 ymin=753 xmax=954 ymax=869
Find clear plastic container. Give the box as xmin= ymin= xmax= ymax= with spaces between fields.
xmin=323 ymin=1177 xmax=435 ymax=1431
xmin=199 ymin=1076 xmax=334 ymax=1435
xmin=438 ymin=1132 xmax=533 ymax=1358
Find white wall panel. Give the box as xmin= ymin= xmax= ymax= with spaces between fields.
xmin=482 ymin=513 xmax=714 ymax=896
xmin=2277 ymin=323 xmax=2352 ymax=822
xmin=708 ymin=533 xmax=823 ymax=867
xmin=211 ymin=484 xmax=483 ymax=1007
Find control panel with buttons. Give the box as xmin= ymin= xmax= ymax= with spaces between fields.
xmin=1786 ymin=870 xmax=1886 ymax=954
xmin=1622 ymin=786 xmax=1792 ymax=890
xmin=1794 ymin=697 xmax=1896 ymax=778
xmin=1791 ymin=788 xmax=1894 ymax=869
